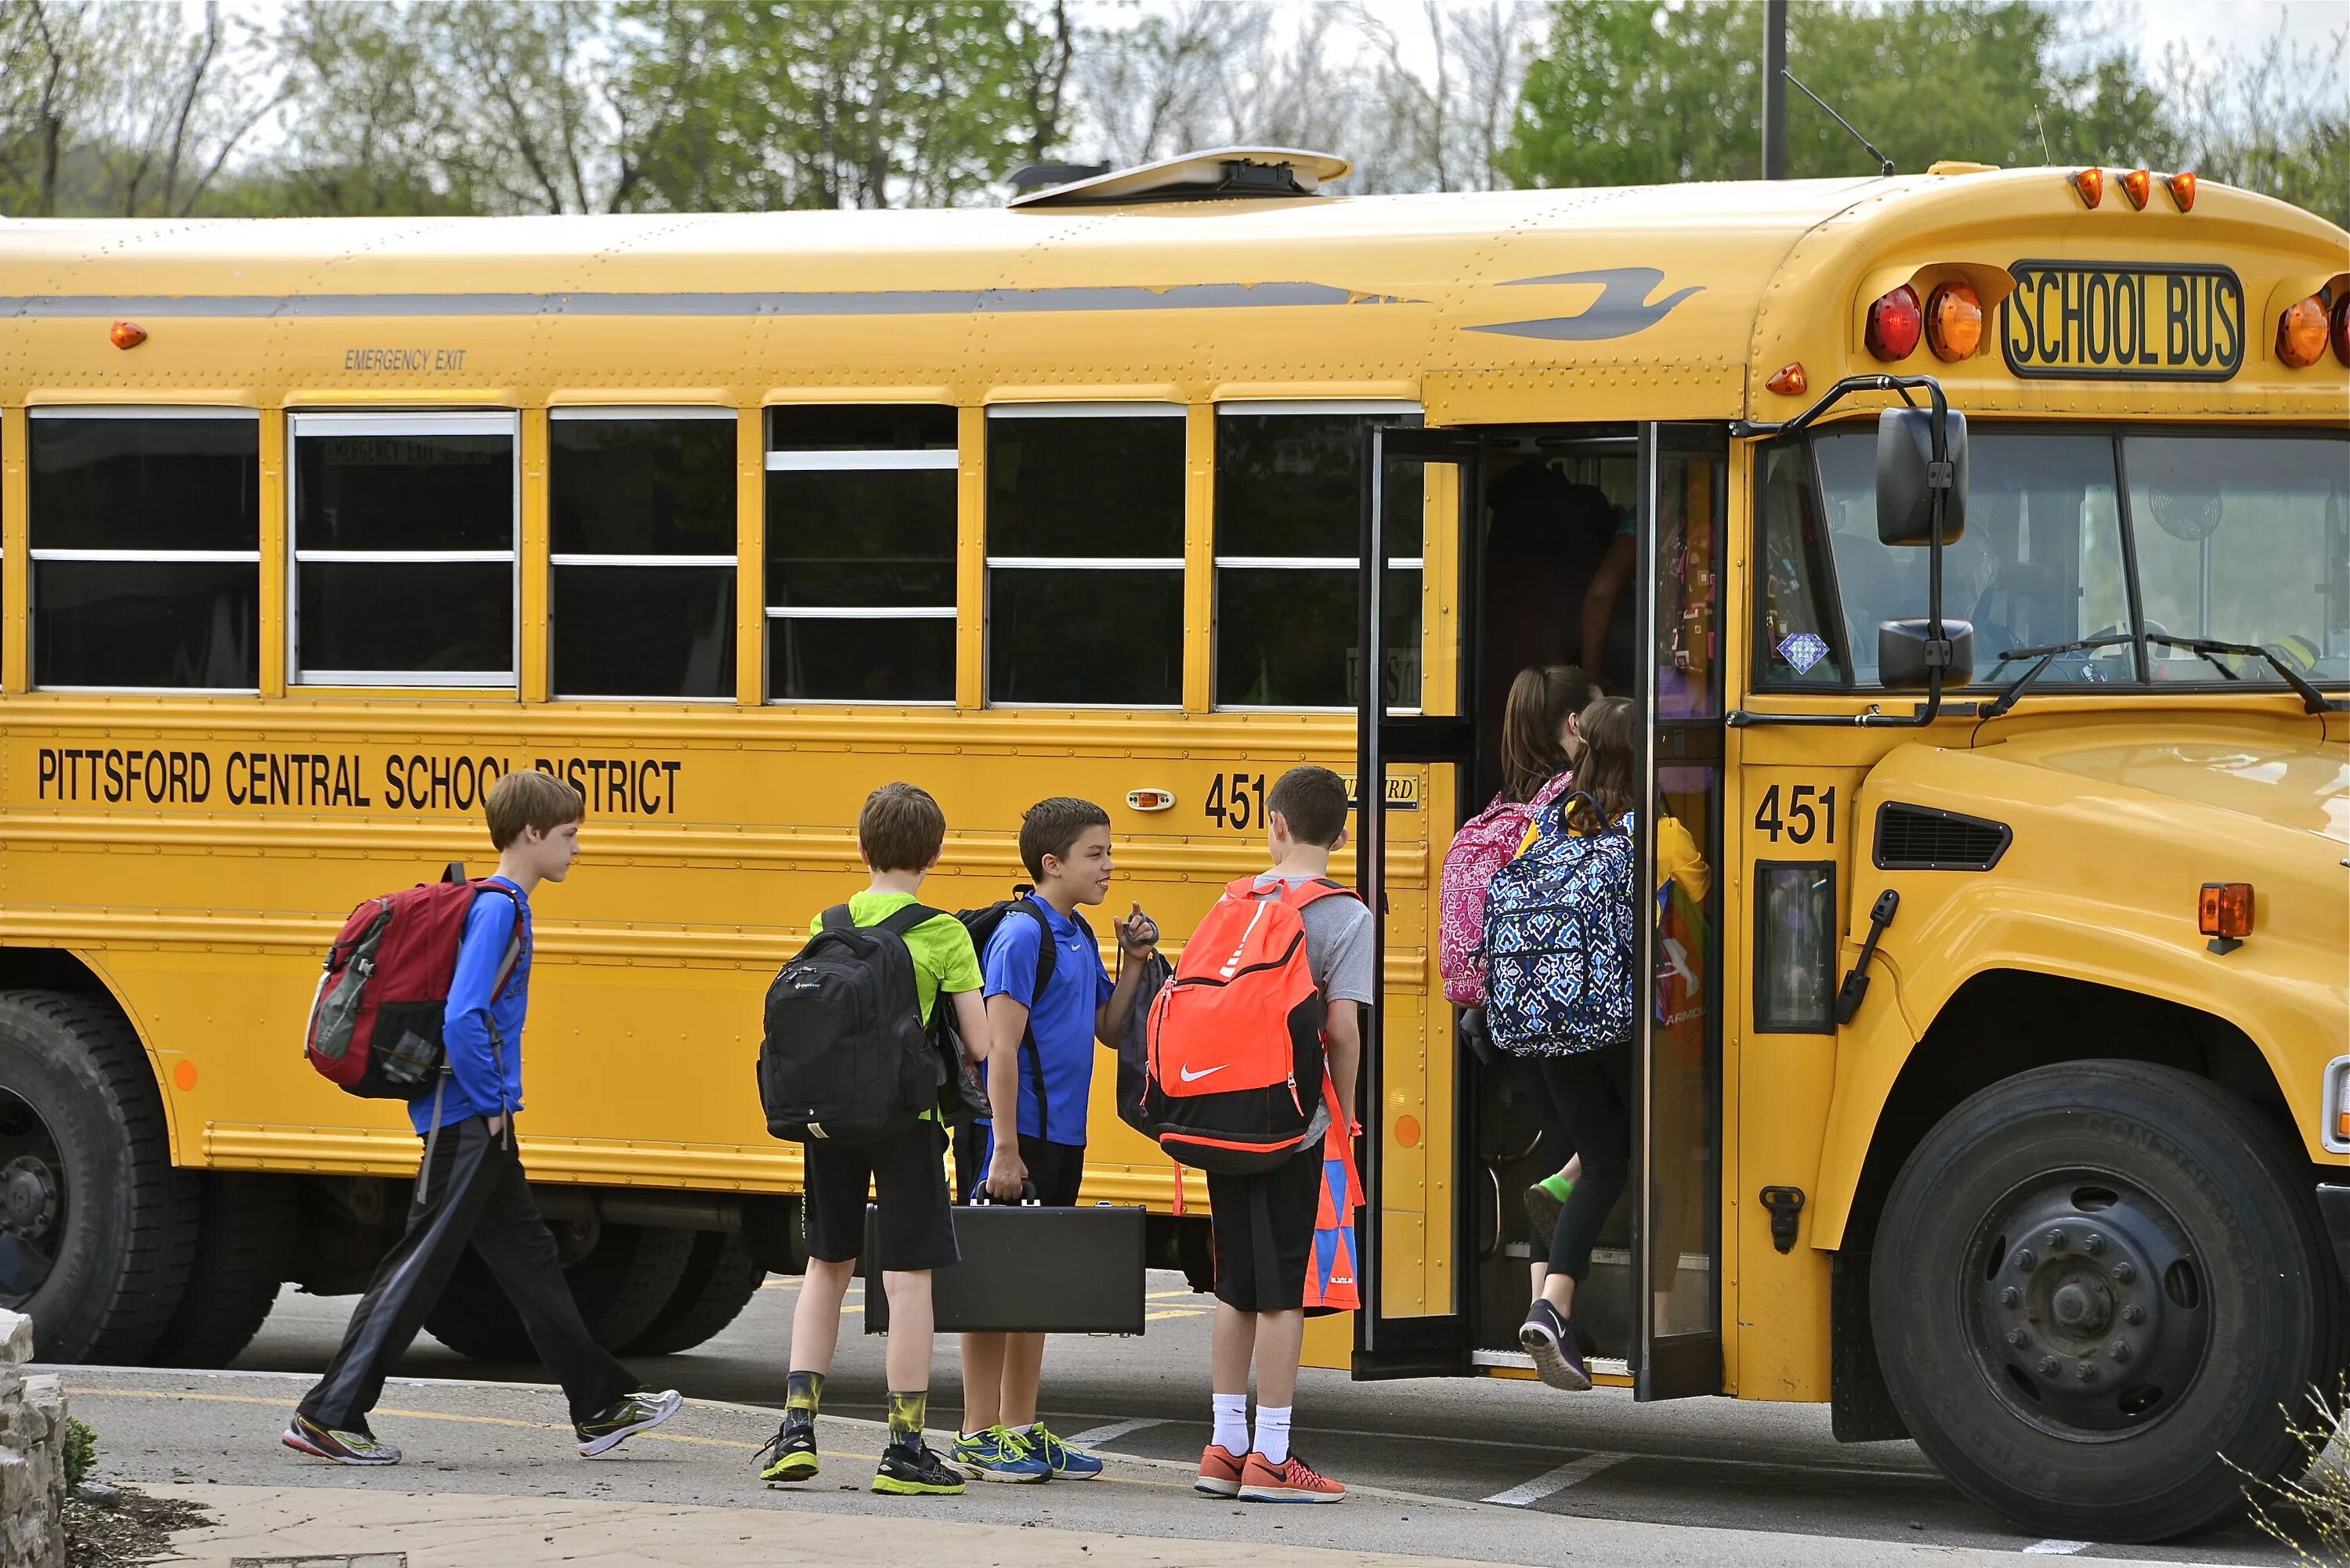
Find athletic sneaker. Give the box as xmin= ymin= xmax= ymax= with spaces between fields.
xmin=755 ymin=1417 xmax=818 ymax=1483
xmin=1237 ymin=1450 xmax=1346 ymax=1503
xmin=1523 ymin=1174 xmax=1574 ymax=1246
xmin=1024 ymin=1422 xmax=1104 ymax=1479
xmin=1195 ymin=1442 xmax=1246 ymax=1497
xmin=1520 ymin=1299 xmax=1592 ymax=1392
xmin=282 ymin=1414 xmax=400 ymax=1466
xmin=576 ymin=1389 xmax=683 ymax=1456
xmin=952 ymin=1424 xmax=1050 ymax=1483
xmin=873 ymin=1440 xmax=967 ymax=1496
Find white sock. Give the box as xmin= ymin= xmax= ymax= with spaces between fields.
xmin=1254 ymin=1404 xmax=1293 ymax=1465
xmin=1211 ymin=1393 xmax=1249 ymax=1454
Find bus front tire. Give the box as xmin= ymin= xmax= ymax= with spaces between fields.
xmin=1872 ymin=1060 xmax=2337 ymax=1542
xmin=0 ymin=990 xmax=197 ymax=1364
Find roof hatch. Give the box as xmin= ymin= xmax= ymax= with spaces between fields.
xmin=1005 ymin=147 xmax=1352 ymax=210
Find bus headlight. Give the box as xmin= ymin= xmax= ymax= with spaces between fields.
xmin=2325 ymin=1054 xmax=2350 ymax=1154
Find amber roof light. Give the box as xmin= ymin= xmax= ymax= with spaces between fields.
xmin=2165 ymin=171 xmax=2196 ymax=211
xmin=1926 ymin=282 xmax=1983 ymax=362
xmin=2070 ymin=168 xmax=2104 ymax=208
xmin=2278 ymin=294 xmax=2330 ymax=368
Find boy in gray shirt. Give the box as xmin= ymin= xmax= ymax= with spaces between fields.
xmin=1195 ymin=764 xmax=1368 ymax=1505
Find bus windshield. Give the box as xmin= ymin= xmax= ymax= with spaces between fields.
xmin=1758 ymin=428 xmax=2350 ymax=690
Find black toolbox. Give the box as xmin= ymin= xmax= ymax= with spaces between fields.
xmin=863 ymin=1201 xmax=1147 ymax=1335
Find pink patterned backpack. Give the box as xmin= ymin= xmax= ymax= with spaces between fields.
xmin=1438 ymin=771 xmax=1572 ymax=1006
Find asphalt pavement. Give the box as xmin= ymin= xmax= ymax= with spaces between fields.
xmin=52 ymin=1272 xmax=2304 ymax=1566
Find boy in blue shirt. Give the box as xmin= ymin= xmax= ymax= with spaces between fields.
xmin=287 ymin=770 xmax=679 ymax=1465
xmin=953 ymin=797 xmax=1159 ymax=1483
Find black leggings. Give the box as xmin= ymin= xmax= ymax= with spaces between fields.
xmin=1533 ymin=1040 xmax=1633 ymax=1283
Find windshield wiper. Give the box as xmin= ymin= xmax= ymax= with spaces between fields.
xmin=1982 ymin=633 xmax=2337 ymax=718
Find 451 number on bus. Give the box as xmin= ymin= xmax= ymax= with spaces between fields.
xmin=1753 ymin=783 xmax=1837 ymax=845
xmin=1203 ymin=771 xmax=1268 ymax=831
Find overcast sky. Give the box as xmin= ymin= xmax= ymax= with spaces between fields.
xmin=1327 ymin=0 xmax=2348 ymax=102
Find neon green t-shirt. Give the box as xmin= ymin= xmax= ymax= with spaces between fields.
xmin=809 ymin=891 xmax=982 ymax=1025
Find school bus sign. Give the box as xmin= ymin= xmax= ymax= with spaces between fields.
xmin=2001 ymin=260 xmax=2245 ymax=381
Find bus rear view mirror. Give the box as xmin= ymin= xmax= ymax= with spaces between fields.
xmin=1878 ymin=619 xmax=1976 ymax=690
xmin=1876 ymin=406 xmax=1968 ymax=545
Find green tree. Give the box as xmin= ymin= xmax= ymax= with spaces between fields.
xmin=2157 ymin=22 xmax=2349 ymax=228
xmin=1507 ymin=1 xmax=2174 ymax=188
xmin=614 ymin=0 xmax=1073 ymax=211
xmin=254 ymin=1 xmax=625 ymax=215
xmin=2 ymin=0 xmax=280 ymax=217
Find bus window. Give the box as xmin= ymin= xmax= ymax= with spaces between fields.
xmin=2127 ymin=433 xmax=2350 ymax=684
xmin=291 ymin=411 xmax=518 ymax=687
xmin=1802 ymin=432 xmax=2128 ymax=685
xmin=28 ymin=410 xmax=258 ymax=691
xmin=1755 ymin=443 xmax=1842 ymax=687
xmin=767 ymin=404 xmax=956 ymax=704
xmin=1213 ymin=405 xmax=1422 ymax=710
xmin=550 ymin=409 xmax=736 ymax=701
xmin=986 ymin=405 xmax=1183 ymax=707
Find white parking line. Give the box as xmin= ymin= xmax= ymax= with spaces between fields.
xmin=1063 ymin=1417 xmax=1167 ymax=1448
xmin=2022 ymin=1545 xmax=2091 ymax=1556
xmin=1481 ymin=1451 xmax=1627 ymax=1506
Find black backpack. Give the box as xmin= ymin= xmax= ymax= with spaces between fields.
xmin=758 ymin=903 xmax=938 ymax=1144
xmin=935 ymin=891 xmax=1058 ymax=1130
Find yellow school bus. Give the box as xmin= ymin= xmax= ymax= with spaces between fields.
xmin=2 ymin=150 xmax=2344 ymax=1541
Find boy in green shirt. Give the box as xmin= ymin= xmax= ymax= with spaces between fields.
xmin=757 ymin=782 xmax=989 ymax=1496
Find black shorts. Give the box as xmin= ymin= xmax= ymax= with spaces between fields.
xmin=1206 ymin=1147 xmax=1325 ymax=1313
xmin=801 ymin=1121 xmax=959 ymax=1274
xmin=956 ymin=1125 xmax=1086 ymax=1207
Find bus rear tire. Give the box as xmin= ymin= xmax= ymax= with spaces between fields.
xmin=620 ymin=1233 xmax=766 ymax=1357
xmin=144 ymin=1172 xmax=294 ymax=1367
xmin=1871 ymin=1060 xmax=2336 ymax=1542
xmin=0 ymin=990 xmax=197 ymax=1363
xmin=424 ymin=1221 xmax=696 ymax=1362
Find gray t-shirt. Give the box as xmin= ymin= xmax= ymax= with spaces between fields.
xmin=1253 ymin=873 xmax=1373 ymax=1141
xmin=1252 ymin=873 xmax=1376 ymax=1006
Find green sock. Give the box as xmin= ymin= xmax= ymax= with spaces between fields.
xmin=784 ymin=1370 xmax=823 ymax=1424
xmin=1538 ymin=1172 xmax=1575 ymax=1201
xmin=887 ymin=1389 xmax=927 ymax=1451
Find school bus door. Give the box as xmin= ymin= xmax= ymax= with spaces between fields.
xmin=1354 ymin=425 xmax=1479 ymax=1377
xmin=1636 ymin=425 xmax=1730 ymax=1400
xmin=1354 ymin=422 xmax=1729 ymax=1396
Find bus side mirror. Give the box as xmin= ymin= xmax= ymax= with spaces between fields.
xmin=1878 ymin=619 xmax=1976 ymax=690
xmin=1876 ymin=406 xmax=1968 ymax=545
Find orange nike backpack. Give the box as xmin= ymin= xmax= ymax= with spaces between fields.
xmin=1142 ymin=876 xmax=1359 ymax=1174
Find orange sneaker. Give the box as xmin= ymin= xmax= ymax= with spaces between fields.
xmin=1195 ymin=1442 xmax=1246 ymax=1497
xmin=1238 ymin=1450 xmax=1345 ymax=1503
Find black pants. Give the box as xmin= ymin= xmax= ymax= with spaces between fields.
xmin=1534 ymin=1040 xmax=1633 ymax=1283
xmin=298 ymin=1117 xmax=637 ymax=1430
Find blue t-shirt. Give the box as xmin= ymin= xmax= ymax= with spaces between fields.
xmin=981 ymin=895 xmax=1115 ymax=1145
xmin=414 ymin=876 xmax=530 ymax=1136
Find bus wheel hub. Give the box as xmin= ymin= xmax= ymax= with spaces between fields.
xmin=1972 ymin=1181 xmax=2207 ymax=1435
xmin=0 ymin=1156 xmax=58 ymax=1240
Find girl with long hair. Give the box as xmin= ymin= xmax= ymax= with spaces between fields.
xmin=1437 ymin=664 xmax=1600 ymax=1290
xmin=1515 ymin=695 xmax=1708 ymax=1392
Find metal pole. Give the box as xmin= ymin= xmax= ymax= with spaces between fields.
xmin=1762 ymin=0 xmax=1788 ymax=180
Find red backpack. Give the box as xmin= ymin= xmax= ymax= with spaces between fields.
xmin=304 ymin=867 xmax=522 ymax=1101
xmin=1142 ymin=876 xmax=1359 ymax=1173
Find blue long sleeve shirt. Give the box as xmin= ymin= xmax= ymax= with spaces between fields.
xmin=410 ymin=877 xmax=531 ymax=1136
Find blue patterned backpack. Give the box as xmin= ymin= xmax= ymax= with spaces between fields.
xmin=1481 ymin=794 xmax=1638 ymax=1057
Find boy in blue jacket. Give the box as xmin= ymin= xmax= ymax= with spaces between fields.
xmin=287 ymin=770 xmax=680 ymax=1465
